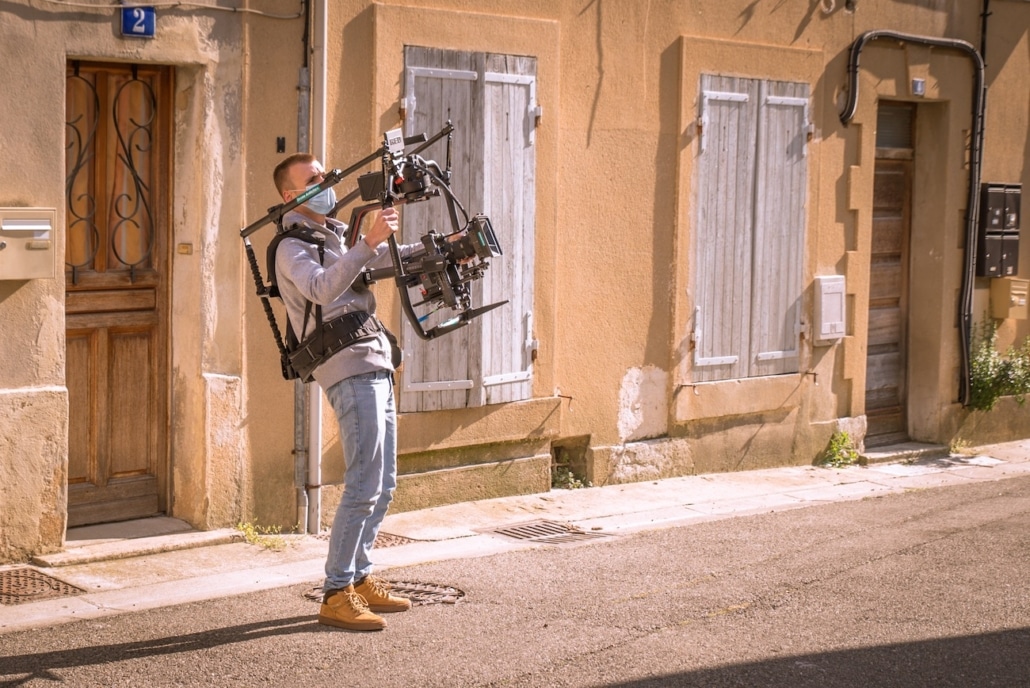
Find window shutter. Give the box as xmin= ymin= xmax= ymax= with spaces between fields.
xmin=693 ymin=75 xmax=809 ymax=383
xmin=400 ymin=47 xmax=477 ymax=412
xmin=478 ymin=57 xmax=537 ymax=405
xmin=692 ymin=75 xmax=758 ymax=383
xmin=750 ymin=81 xmax=808 ymax=376
xmin=400 ymin=47 xmax=537 ymax=410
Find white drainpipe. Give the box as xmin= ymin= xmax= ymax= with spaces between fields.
xmin=306 ymin=0 xmax=329 ymax=535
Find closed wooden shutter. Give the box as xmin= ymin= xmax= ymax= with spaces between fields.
xmin=479 ymin=56 xmax=536 ymax=405
xmin=401 ymin=47 xmax=537 ymax=411
xmin=751 ymin=80 xmax=808 ymax=376
xmin=692 ymin=75 xmax=808 ymax=382
xmin=693 ymin=76 xmax=758 ymax=382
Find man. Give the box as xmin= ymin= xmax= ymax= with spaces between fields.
xmin=272 ymin=152 xmax=411 ymax=631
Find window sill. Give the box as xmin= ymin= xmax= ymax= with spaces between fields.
xmin=674 ymin=374 xmax=804 ymax=422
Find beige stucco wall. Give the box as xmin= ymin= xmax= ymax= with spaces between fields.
xmin=0 ymin=8 xmax=72 ymax=561
xmin=0 ymin=2 xmax=264 ymax=561
xmin=2 ymin=0 xmax=1027 ymax=563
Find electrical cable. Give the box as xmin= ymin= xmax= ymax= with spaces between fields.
xmin=839 ymin=30 xmax=986 ymax=405
xmin=38 ymin=0 xmax=303 ymax=19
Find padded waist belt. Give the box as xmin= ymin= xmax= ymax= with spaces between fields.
xmin=287 ymin=311 xmax=385 ymax=382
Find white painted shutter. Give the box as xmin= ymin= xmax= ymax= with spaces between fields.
xmin=750 ymin=81 xmax=808 ymax=376
xmin=478 ymin=57 xmax=536 ymax=405
xmin=401 ymin=47 xmax=537 ymax=410
xmin=693 ymin=75 xmax=809 ymax=382
xmin=401 ymin=47 xmax=477 ymax=412
xmin=692 ymin=75 xmax=758 ymax=383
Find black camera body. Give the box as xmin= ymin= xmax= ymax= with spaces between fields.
xmin=406 ymin=215 xmax=502 ymax=311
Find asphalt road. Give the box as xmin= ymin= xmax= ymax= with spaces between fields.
xmin=2 ymin=474 xmax=1029 ymax=687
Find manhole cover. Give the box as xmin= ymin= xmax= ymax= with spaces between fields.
xmin=313 ymin=531 xmax=417 ymax=548
xmin=304 ymin=580 xmax=465 ymax=606
xmin=486 ymin=519 xmax=611 ymax=545
xmin=0 ymin=567 xmax=85 ymax=606
xmin=373 ymin=532 xmax=417 ymax=548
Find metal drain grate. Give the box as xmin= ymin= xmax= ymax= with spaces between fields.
xmin=304 ymin=580 xmax=465 ymax=606
xmin=486 ymin=519 xmax=611 ymax=545
xmin=0 ymin=567 xmax=85 ymax=606
xmin=313 ymin=531 xmax=417 ymax=548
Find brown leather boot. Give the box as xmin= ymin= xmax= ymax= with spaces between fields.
xmin=318 ymin=585 xmax=386 ymax=631
xmin=354 ymin=575 xmax=412 ymax=613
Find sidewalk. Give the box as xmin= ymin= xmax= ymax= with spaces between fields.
xmin=2 ymin=440 xmax=1029 ymax=635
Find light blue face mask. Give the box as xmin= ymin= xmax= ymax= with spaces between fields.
xmin=302 ymin=184 xmax=337 ymax=215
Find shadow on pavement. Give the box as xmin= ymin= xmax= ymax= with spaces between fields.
xmin=0 ymin=615 xmax=324 ymax=687
xmin=604 ymin=627 xmax=1030 ymax=687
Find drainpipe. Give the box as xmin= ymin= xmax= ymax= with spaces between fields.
xmin=838 ymin=30 xmax=987 ymax=406
xmin=306 ymin=0 xmax=329 ymax=535
xmin=293 ymin=2 xmax=313 ymax=533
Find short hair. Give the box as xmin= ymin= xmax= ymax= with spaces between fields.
xmin=273 ymin=153 xmax=317 ymax=195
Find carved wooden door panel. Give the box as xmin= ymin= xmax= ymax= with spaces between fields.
xmin=64 ymin=62 xmax=172 ymax=527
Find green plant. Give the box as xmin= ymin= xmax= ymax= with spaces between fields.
xmin=235 ymin=521 xmax=289 ymax=552
xmin=551 ymin=444 xmax=591 ymax=489
xmin=969 ymin=320 xmax=1030 ymax=412
xmin=949 ymin=436 xmax=972 ymax=455
xmin=820 ymin=430 xmax=860 ymax=468
xmin=552 ymin=465 xmax=591 ymax=490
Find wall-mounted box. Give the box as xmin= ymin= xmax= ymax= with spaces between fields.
xmin=977 ymin=234 xmax=1003 ymax=277
xmin=0 ymin=208 xmax=56 ymax=280
xmin=990 ymin=277 xmax=1028 ymax=320
xmin=976 ymin=183 xmax=1021 ymax=277
xmin=1000 ymin=234 xmax=1020 ymax=276
xmin=814 ymin=275 xmax=846 ymax=344
xmin=1004 ymin=186 xmax=1021 ymax=230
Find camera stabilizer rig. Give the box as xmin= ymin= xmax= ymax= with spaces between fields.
xmin=240 ymin=123 xmax=506 ymax=379
xmin=343 ymin=124 xmax=506 ymax=339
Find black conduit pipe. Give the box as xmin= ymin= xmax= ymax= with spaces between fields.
xmin=839 ymin=30 xmax=986 ymax=406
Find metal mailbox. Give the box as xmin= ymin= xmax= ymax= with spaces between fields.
xmin=0 ymin=208 xmax=56 ymax=280
xmin=977 ymin=184 xmax=1021 ymax=277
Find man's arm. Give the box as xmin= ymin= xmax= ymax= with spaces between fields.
xmin=276 ymin=237 xmax=377 ymax=306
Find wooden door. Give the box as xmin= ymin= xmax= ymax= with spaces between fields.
xmin=865 ymin=156 xmax=912 ymax=446
xmin=64 ymin=62 xmax=172 ymax=527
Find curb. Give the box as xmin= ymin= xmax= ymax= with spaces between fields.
xmin=31 ymin=529 xmax=243 ymax=568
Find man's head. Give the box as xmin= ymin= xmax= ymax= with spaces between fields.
xmin=273 ymin=153 xmax=333 ymax=221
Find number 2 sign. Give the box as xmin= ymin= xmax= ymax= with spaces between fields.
xmin=121 ymin=6 xmax=156 ymax=39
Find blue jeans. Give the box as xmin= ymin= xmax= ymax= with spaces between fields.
xmin=322 ymin=369 xmax=397 ymax=592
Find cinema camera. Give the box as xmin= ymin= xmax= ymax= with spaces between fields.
xmin=240 ymin=122 xmax=506 ymax=379
xmin=345 ymin=125 xmax=505 ymax=338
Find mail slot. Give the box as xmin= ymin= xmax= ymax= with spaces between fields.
xmin=0 ymin=208 xmax=56 ymax=280
xmin=990 ymin=277 xmax=1029 ymax=320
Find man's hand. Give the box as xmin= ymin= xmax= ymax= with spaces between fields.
xmin=363 ymin=207 xmax=399 ymax=248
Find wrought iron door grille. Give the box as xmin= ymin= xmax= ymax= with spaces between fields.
xmin=66 ymin=61 xmax=159 ymax=283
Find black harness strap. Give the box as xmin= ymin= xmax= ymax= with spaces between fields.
xmin=268 ymin=223 xmax=393 ymax=382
